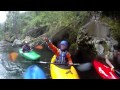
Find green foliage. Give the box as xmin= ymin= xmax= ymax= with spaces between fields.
xmin=0 ymin=24 xmax=5 ymax=40
xmin=101 ymin=16 xmax=120 ymax=42
xmin=69 ymin=43 xmax=78 ymax=54
xmin=0 ymin=11 xmax=91 ymax=43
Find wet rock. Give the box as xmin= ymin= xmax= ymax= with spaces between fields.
xmin=49 ymin=27 xmax=73 ymax=46
xmin=0 ymin=40 xmax=12 ymax=47
xmin=76 ymin=19 xmax=118 ymax=62
xmin=26 ymin=26 xmax=48 ymax=38
xmin=94 ymin=43 xmax=104 ymax=55
xmin=117 ymin=55 xmax=120 ymax=65
xmin=12 ymin=39 xmax=22 ymax=46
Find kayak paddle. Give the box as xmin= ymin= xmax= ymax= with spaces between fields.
xmin=38 ymin=61 xmax=92 ymax=71
xmin=76 ymin=62 xmax=92 ymax=72
xmin=34 ymin=41 xmax=46 ymax=50
xmin=9 ymin=52 xmax=18 ymax=61
xmin=115 ymin=70 xmax=120 ymax=77
xmin=39 ymin=61 xmax=80 ymax=65
xmin=34 ymin=45 xmax=43 ymax=50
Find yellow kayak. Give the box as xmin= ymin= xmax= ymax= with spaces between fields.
xmin=50 ymin=55 xmax=80 ymax=79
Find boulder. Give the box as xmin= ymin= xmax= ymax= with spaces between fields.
xmin=26 ymin=26 xmax=48 ymax=38
xmin=76 ymin=19 xmax=118 ymax=62
xmin=12 ymin=39 xmax=22 ymax=46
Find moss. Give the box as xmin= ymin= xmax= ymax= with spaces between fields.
xmin=100 ymin=16 xmax=120 ymax=42
xmin=102 ymin=42 xmax=109 ymax=55
xmin=10 ymin=35 xmax=16 ymax=42
xmin=4 ymin=32 xmax=16 ymax=42
xmin=92 ymin=44 xmax=97 ymax=57
xmin=69 ymin=43 xmax=77 ymax=55
xmin=68 ymin=30 xmax=77 ymax=44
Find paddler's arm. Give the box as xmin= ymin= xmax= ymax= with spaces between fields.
xmin=105 ymin=55 xmax=114 ymax=71
xmin=43 ymin=37 xmax=59 ymax=56
xmin=66 ymin=53 xmax=73 ymax=65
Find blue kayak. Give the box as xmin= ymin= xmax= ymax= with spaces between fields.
xmin=23 ymin=65 xmax=47 ymax=79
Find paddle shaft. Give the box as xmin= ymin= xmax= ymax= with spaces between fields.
xmin=114 ymin=69 xmax=120 ymax=77
xmin=18 ymin=60 xmax=92 ymax=72
xmin=40 ymin=41 xmax=46 ymax=46
xmin=39 ymin=61 xmax=80 ymax=66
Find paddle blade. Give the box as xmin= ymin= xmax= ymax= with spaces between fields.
xmin=35 ymin=45 xmax=43 ymax=50
xmin=115 ymin=69 xmax=120 ymax=77
xmin=9 ymin=52 xmax=18 ymax=61
xmin=77 ymin=62 xmax=92 ymax=72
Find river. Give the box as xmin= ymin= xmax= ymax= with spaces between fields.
xmin=0 ymin=43 xmax=101 ymax=79
xmin=0 ymin=44 xmax=54 ymax=79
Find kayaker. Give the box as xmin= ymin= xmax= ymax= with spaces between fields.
xmin=43 ymin=37 xmax=73 ymax=66
xmin=105 ymin=54 xmax=114 ymax=71
xmin=22 ymin=41 xmax=31 ymax=53
xmin=105 ymin=44 xmax=120 ymax=71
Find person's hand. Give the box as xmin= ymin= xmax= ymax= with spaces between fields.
xmin=111 ymin=67 xmax=114 ymax=71
xmin=43 ymin=37 xmax=49 ymax=42
xmin=68 ymin=62 xmax=73 ymax=66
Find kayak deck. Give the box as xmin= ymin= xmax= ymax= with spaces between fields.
xmin=19 ymin=48 xmax=40 ymax=60
xmin=23 ymin=65 xmax=47 ymax=79
xmin=93 ymin=59 xmax=119 ymax=79
xmin=50 ymin=55 xmax=80 ymax=79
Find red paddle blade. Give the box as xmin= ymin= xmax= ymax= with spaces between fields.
xmin=9 ymin=52 xmax=18 ymax=61
xmin=35 ymin=45 xmax=43 ymax=50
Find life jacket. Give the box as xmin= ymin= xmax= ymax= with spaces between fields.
xmin=22 ymin=44 xmax=31 ymax=52
xmin=56 ymin=49 xmax=68 ymax=64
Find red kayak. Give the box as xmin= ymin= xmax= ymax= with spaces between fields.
xmin=93 ymin=59 xmax=119 ymax=79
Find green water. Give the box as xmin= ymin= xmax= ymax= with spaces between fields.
xmin=0 ymin=44 xmax=101 ymax=79
xmin=0 ymin=45 xmax=53 ymax=79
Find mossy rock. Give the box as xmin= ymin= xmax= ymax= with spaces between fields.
xmin=69 ymin=43 xmax=78 ymax=55
xmin=10 ymin=35 xmax=16 ymax=42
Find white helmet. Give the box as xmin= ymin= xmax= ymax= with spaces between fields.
xmin=25 ymin=41 xmax=28 ymax=43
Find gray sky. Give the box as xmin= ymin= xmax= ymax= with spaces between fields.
xmin=0 ymin=11 xmax=8 ymax=23
xmin=0 ymin=11 xmax=26 ymax=24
